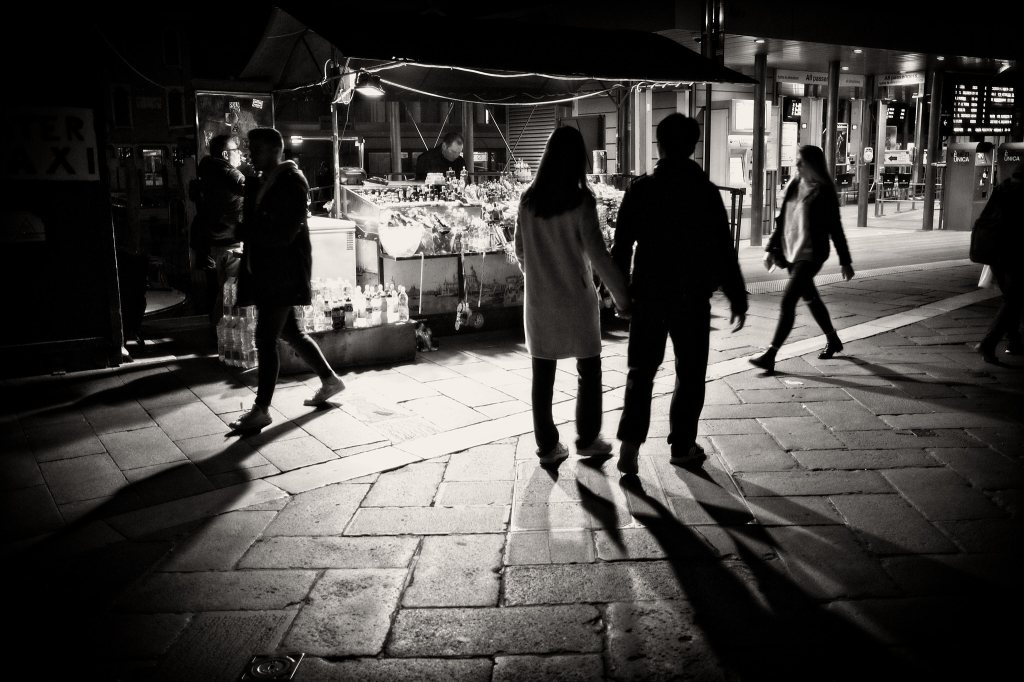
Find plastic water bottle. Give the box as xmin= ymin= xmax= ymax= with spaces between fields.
xmin=216 ymin=315 xmax=229 ymax=363
xmin=397 ymin=285 xmax=410 ymax=322
xmin=370 ymin=286 xmax=383 ymax=326
xmin=344 ymin=291 xmax=355 ymax=329
xmin=352 ymin=286 xmax=367 ymax=328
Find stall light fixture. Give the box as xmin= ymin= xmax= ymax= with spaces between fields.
xmin=290 ymin=136 xmax=303 ymax=145
xmin=755 ymin=38 xmax=765 ymax=44
xmin=937 ymin=56 xmax=945 ymax=61
xmin=841 ymin=66 xmax=849 ymax=71
xmin=853 ymin=49 xmax=863 ymax=54
xmin=355 ymin=72 xmax=385 ymax=98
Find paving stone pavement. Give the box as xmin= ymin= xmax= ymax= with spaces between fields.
xmin=3 ymin=258 xmax=1024 ymax=679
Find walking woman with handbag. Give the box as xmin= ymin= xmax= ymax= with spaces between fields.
xmin=970 ymin=164 xmax=1024 ymax=363
xmin=514 ymin=126 xmax=631 ymax=466
xmin=749 ymin=145 xmax=854 ymax=373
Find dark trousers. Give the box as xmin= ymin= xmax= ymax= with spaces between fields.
xmin=532 ymin=356 xmax=602 ymax=452
xmin=255 ymin=304 xmax=334 ymax=408
xmin=982 ymin=265 xmax=1024 ymax=350
xmin=771 ymin=260 xmax=836 ymax=348
xmin=617 ymin=300 xmax=710 ymax=454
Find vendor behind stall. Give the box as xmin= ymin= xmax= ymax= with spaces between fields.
xmin=416 ymin=132 xmax=468 ymax=182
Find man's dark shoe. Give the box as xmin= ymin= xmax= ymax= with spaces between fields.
xmin=670 ymin=444 xmax=707 ymax=468
xmin=975 ymin=343 xmax=999 ymax=364
xmin=617 ymin=441 xmax=640 ymax=475
xmin=818 ymin=335 xmax=844 ymax=359
xmin=1006 ymin=340 xmax=1024 ymax=356
xmin=749 ymin=348 xmax=777 ymax=373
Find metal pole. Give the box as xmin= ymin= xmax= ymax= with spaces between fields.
xmin=701 ymin=0 xmax=721 ymax=175
xmin=874 ymin=99 xmax=887 ymax=218
xmin=689 ymin=83 xmax=697 ymax=119
xmin=825 ymin=60 xmax=840 ymax=176
xmin=462 ymin=102 xmax=475 ymax=180
xmin=750 ymin=52 xmax=767 ymax=247
xmin=857 ymin=77 xmax=873 ymax=227
xmin=388 ymin=100 xmax=402 ymax=179
xmin=331 ymin=101 xmax=341 ymax=219
xmin=912 ymin=86 xmax=925 ymax=185
xmin=923 ymin=69 xmax=943 ymax=231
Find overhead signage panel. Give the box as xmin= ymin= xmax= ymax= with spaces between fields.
xmin=876 ymin=72 xmax=926 ymax=88
xmin=776 ymin=70 xmax=864 ymax=88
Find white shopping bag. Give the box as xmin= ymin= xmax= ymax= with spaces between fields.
xmin=978 ymin=265 xmax=994 ymax=289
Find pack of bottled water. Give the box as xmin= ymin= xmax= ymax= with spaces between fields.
xmin=216 ymin=277 xmax=258 ymax=369
xmin=217 ymin=276 xmax=413 ymax=369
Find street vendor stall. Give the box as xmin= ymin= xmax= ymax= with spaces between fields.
xmin=239 ymin=6 xmax=753 ymax=339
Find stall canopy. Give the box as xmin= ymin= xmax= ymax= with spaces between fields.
xmin=241 ymin=6 xmax=756 ymax=102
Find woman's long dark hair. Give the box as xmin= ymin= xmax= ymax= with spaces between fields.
xmin=797 ymin=144 xmax=836 ymax=195
xmin=521 ymin=126 xmax=594 ymax=218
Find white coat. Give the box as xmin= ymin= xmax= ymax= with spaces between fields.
xmin=515 ymin=197 xmax=626 ymax=360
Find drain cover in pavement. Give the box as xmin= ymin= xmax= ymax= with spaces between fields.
xmin=239 ymin=653 xmax=304 ymax=680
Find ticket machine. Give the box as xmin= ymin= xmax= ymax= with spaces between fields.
xmin=996 ymin=142 xmax=1024 ymax=184
xmin=942 ymin=142 xmax=994 ymax=231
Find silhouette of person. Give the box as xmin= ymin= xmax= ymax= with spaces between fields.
xmin=514 ymin=126 xmax=630 ymax=466
xmin=231 ymin=128 xmax=345 ymax=431
xmin=749 ymin=144 xmax=854 ymax=373
xmin=190 ymin=134 xmax=245 ymax=325
xmin=973 ymin=163 xmax=1024 ymax=362
xmin=612 ymin=114 xmax=747 ymax=475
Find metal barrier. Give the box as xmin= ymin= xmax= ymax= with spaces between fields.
xmin=717 ymin=186 xmax=746 ymax=251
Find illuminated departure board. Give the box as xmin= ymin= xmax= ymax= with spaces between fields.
xmin=950 ymin=81 xmax=1016 ymax=135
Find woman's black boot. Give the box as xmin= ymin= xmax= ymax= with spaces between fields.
xmin=749 ymin=347 xmax=777 ymax=372
xmin=818 ymin=334 xmax=844 ymax=359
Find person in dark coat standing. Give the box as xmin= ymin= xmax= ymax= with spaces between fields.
xmin=612 ymin=114 xmax=748 ymax=475
xmin=415 ymin=132 xmax=467 ymax=181
xmin=972 ymin=165 xmax=1024 ymax=363
xmin=749 ymin=145 xmax=854 ymax=373
xmin=191 ymin=134 xmax=245 ymax=324
xmin=230 ymin=128 xmax=345 ymax=432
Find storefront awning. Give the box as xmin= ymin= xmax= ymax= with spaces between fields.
xmin=241 ymin=6 xmax=756 ymax=102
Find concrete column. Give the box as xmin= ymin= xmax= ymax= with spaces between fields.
xmin=689 ymin=83 xmax=698 ymax=118
xmin=703 ymin=84 xmax=713 ymax=174
xmin=632 ymin=87 xmax=652 ymax=175
xmin=857 ymin=77 xmax=873 ymax=227
xmin=923 ymin=69 xmax=943 ymax=231
xmin=618 ymin=89 xmax=631 ymax=175
xmin=911 ymin=83 xmax=925 ymax=185
xmin=750 ymin=52 xmax=767 ymax=247
xmin=802 ymin=96 xmax=823 ymax=149
xmin=874 ymin=98 xmax=887 ymax=217
xmin=387 ymin=101 xmax=402 ymax=178
xmin=461 ymin=102 xmax=475 ymax=178
xmin=825 ymin=60 xmax=840 ymax=175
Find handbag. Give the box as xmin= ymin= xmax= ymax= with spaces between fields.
xmin=970 ymin=201 xmax=1002 ymax=265
xmin=978 ymin=264 xmax=994 ymax=288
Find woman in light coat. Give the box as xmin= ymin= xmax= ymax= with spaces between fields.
xmin=514 ymin=126 xmax=630 ymax=466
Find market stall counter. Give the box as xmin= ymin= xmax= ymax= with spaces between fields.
xmin=332 ymin=175 xmax=623 ymax=334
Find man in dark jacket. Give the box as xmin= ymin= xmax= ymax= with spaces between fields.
xmin=974 ymin=166 xmax=1024 ymax=363
xmin=231 ymin=128 xmax=345 ymax=432
xmin=612 ymin=114 xmax=748 ymax=474
xmin=192 ymin=134 xmax=246 ymax=324
xmin=415 ymin=132 xmax=467 ymax=181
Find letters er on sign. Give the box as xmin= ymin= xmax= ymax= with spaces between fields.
xmin=3 ymin=108 xmax=100 ymax=182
